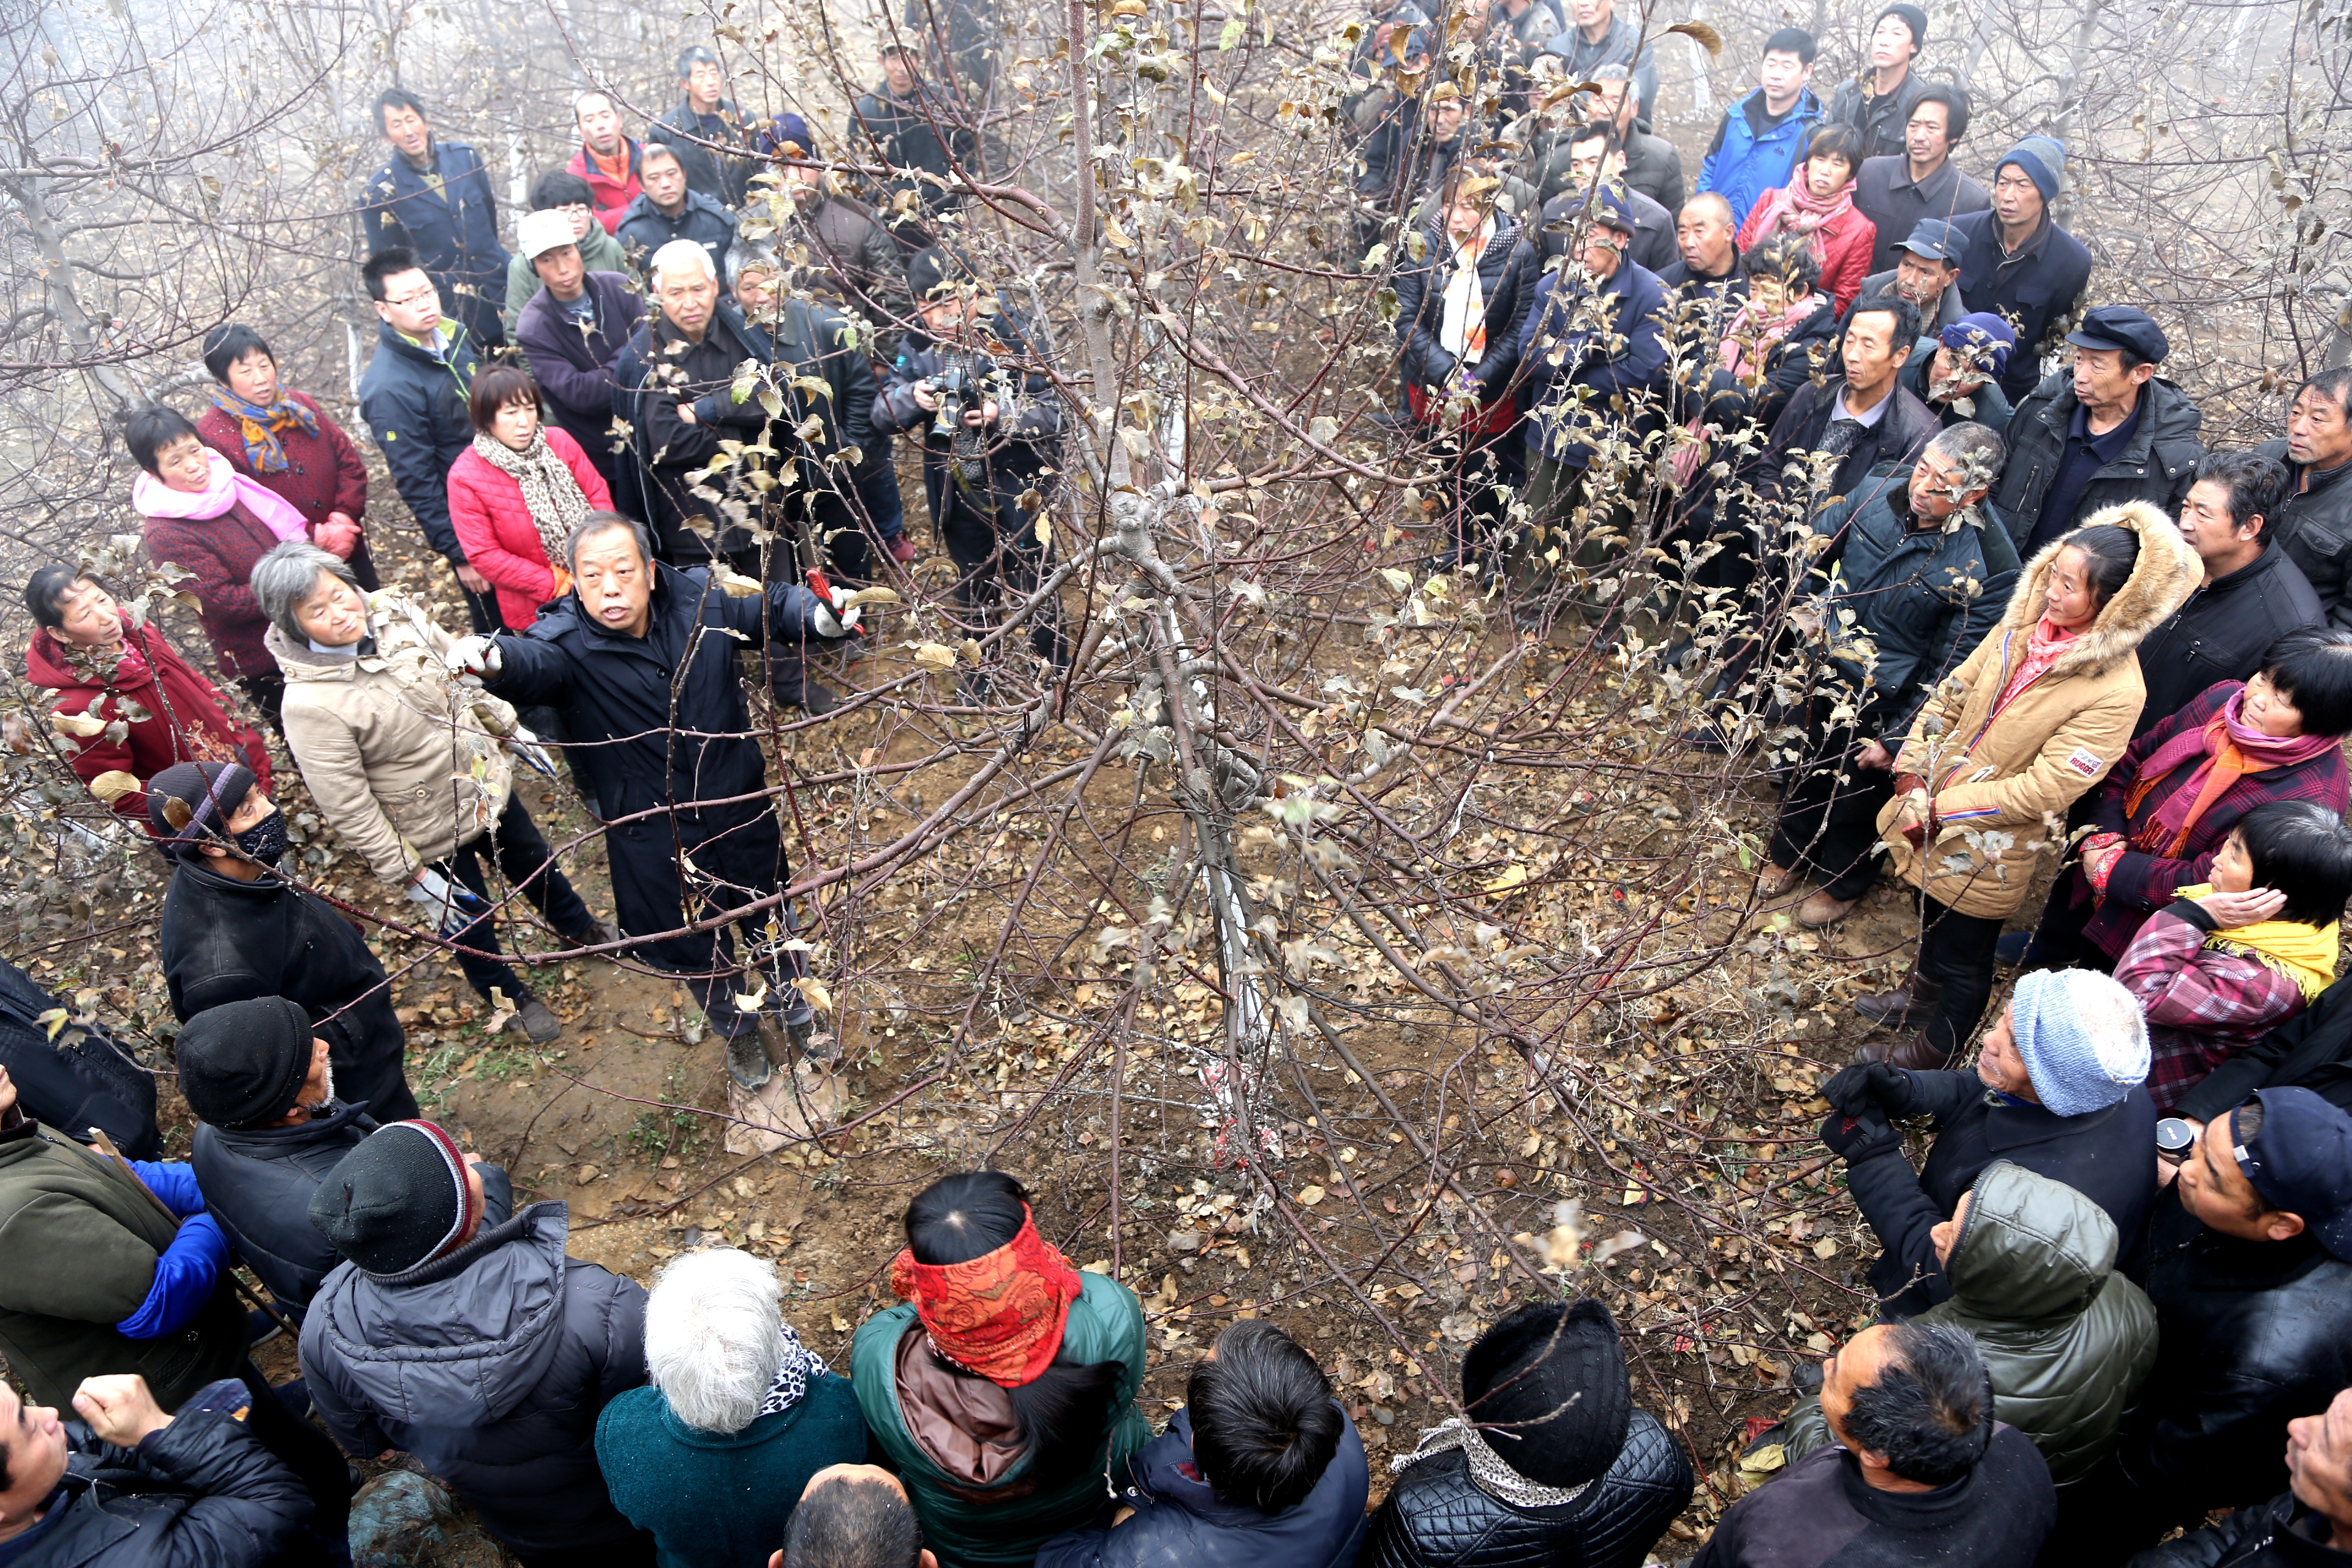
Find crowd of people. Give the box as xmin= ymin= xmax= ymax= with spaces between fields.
xmin=11 ymin=7 xmax=2352 ymax=1568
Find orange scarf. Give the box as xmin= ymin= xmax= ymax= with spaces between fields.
xmin=888 ymin=1204 xmax=1083 ymax=1387
xmin=2126 ymin=710 xmax=2250 ymax=857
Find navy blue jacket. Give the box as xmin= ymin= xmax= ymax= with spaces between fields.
xmin=361 ymin=140 xmax=511 ymax=348
xmin=1804 ymin=462 xmax=2022 ymax=742
xmin=1900 ymin=336 xmax=2014 ymax=437
xmin=514 ymin=271 xmax=646 ymax=484
xmin=192 ymin=1101 xmax=378 ymax=1326
xmin=1036 ymin=1404 xmax=1368 ymax=1568
xmin=1697 ymin=88 xmax=1825 ymax=237
xmin=616 ymin=189 xmax=737 ymax=282
xmin=1950 ymin=208 xmax=2095 ymax=402
xmin=356 ymin=321 xmax=482 ymax=565
xmin=1517 ymin=258 xmax=1668 ymax=469
xmin=0 ymin=955 xmax=156 ymax=1159
xmin=1390 ymin=211 xmax=1536 ymax=404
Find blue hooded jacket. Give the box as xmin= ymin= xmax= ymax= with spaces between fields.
xmin=1696 ymin=86 xmax=1826 ymax=234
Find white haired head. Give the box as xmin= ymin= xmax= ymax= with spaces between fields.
xmin=644 ymin=1247 xmax=784 ymax=1434
xmin=648 ymin=238 xmax=717 ymax=290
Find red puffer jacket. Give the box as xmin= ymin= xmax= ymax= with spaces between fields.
xmin=1736 ymin=188 xmax=1880 ymax=315
xmin=24 ymin=617 xmax=271 ymax=821
xmin=446 ymin=428 xmax=614 ymax=630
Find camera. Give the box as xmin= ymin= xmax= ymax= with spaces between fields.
xmin=930 ymin=360 xmax=970 ymax=437
xmin=2157 ymin=1118 xmax=2197 ymax=1166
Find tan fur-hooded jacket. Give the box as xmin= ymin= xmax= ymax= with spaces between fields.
xmin=268 ymin=589 xmax=519 ymax=883
xmin=1877 ymin=500 xmax=2199 ymax=919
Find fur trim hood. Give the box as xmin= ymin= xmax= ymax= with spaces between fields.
xmin=1996 ymin=500 xmax=2199 ymax=681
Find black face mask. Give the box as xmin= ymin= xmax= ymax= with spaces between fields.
xmin=232 ymin=811 xmax=288 ymax=867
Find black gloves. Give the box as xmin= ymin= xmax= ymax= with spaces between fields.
xmin=1823 ymin=1060 xmax=1918 ymax=1118
xmin=1819 ymin=1107 xmax=1901 ymax=1164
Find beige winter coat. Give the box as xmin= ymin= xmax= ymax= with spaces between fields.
xmin=269 ymin=590 xmax=520 ymax=883
xmin=1877 ymin=500 xmax=2199 ymax=919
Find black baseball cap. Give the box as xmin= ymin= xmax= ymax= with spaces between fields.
xmin=2234 ymin=1087 xmax=2352 ymax=1261
xmin=1894 ymin=218 xmax=1963 ymax=264
xmin=2065 ymin=304 xmax=2169 ymax=364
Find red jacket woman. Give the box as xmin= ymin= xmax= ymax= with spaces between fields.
xmin=1735 ymin=124 xmax=1878 ymax=315
xmin=193 ymin=323 xmax=379 ymax=590
xmin=447 ymin=365 xmax=613 ymax=630
xmin=22 ymin=570 xmax=270 ymax=823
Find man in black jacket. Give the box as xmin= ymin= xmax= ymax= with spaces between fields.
xmin=2126 ymin=1385 xmax=2352 ymax=1568
xmin=648 ymin=46 xmax=757 ymax=209
xmin=2264 ymin=368 xmax=2352 ymax=629
xmin=0 ymin=1372 xmax=313 ymax=1565
xmin=2180 ymin=970 xmax=2352 ymax=1125
xmin=1995 ymin=305 xmax=2206 ymax=556
xmin=1535 ymin=124 xmax=1676 ymax=274
xmin=148 ymin=762 xmax=416 ymax=1123
xmin=356 ymin=246 xmax=500 ymax=633
xmin=1826 ymin=968 xmax=2157 ymax=1311
xmin=1753 ymin=292 xmax=1940 ymax=521
xmin=2133 ymin=450 xmax=2321 ymax=736
xmin=2070 ymin=1089 xmax=2352 ymax=1561
xmin=513 ymin=206 xmax=645 ymax=490
xmin=0 ymin=955 xmax=156 ymax=1160
xmin=1948 ymin=137 xmax=2093 ymax=402
xmin=617 ymin=143 xmax=738 ymax=282
xmin=1825 ymin=4 xmax=1930 ymax=162
xmin=361 ymin=89 xmax=510 ymax=350
xmin=1589 ymin=66 xmax=1683 ymax=211
xmin=1851 ymin=85 xmax=1989 ymax=275
xmin=446 ymin=516 xmax=859 ymax=1083
xmin=853 ymin=45 xmax=984 ymax=250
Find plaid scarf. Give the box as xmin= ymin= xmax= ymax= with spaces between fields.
xmin=206 ymin=383 xmax=318 ymax=475
xmin=469 ymin=431 xmax=592 ymax=566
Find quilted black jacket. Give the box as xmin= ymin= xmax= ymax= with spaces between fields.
xmin=1360 ymin=1408 xmax=1693 ymax=1568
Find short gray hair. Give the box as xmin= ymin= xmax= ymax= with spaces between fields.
xmin=1926 ymin=421 xmax=2007 ymax=486
xmin=727 ymin=238 xmax=782 ymax=291
xmin=251 ymin=541 xmax=360 ymax=644
xmin=565 ymin=510 xmax=654 ymax=573
xmin=645 ymin=1248 xmax=784 ymax=1434
xmin=649 ymin=237 xmax=715 ymax=289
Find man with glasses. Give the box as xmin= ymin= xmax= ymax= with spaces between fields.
xmin=357 ymin=247 xmax=502 ymax=631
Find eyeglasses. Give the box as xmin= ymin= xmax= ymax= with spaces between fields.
xmin=383 ymin=286 xmax=440 ymax=310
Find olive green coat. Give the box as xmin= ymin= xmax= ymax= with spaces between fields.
xmin=1785 ymin=1160 xmax=2157 ymax=1488
xmin=0 ymin=1123 xmax=246 ymax=1410
xmin=850 ymin=1271 xmax=1152 ymax=1568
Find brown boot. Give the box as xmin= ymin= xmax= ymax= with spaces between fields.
xmin=1854 ymin=973 xmax=1942 ymax=1030
xmin=1757 ymin=864 xmax=1801 ymax=899
xmin=1856 ymin=1032 xmax=1956 ymax=1071
xmin=1797 ymin=889 xmax=1860 ymax=929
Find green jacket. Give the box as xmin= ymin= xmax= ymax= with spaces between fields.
xmin=851 ymin=1272 xmax=1152 ymax=1568
xmin=1785 ymin=1160 xmax=2157 ymax=1488
xmin=502 ymin=223 xmax=630 ymax=333
xmin=0 ymin=1122 xmax=246 ymax=1409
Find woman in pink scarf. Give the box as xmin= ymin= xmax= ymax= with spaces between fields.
xmin=1734 ymin=123 xmax=1877 ymax=313
xmin=129 ymin=404 xmax=319 ymax=729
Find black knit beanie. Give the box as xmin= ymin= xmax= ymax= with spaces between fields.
xmin=146 ymin=761 xmax=254 ymax=859
xmin=1877 ymin=3 xmax=1928 ymax=47
xmin=176 ymin=998 xmax=315 ymax=1130
xmin=1461 ymin=1298 xmax=1633 ymax=1489
xmin=308 ymin=1120 xmax=479 ymax=1277
xmin=905 ymin=244 xmax=971 ymax=301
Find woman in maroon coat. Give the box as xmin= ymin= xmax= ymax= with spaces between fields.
xmin=447 ymin=364 xmax=612 ymax=630
xmin=130 ymin=405 xmax=311 ymax=729
xmin=20 ymin=568 xmax=270 ymax=823
xmin=2024 ymin=627 xmax=2352 ymax=971
xmin=194 ymin=323 xmax=380 ymax=590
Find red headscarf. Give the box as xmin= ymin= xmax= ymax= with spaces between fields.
xmin=888 ymin=1203 xmax=1084 ymax=1388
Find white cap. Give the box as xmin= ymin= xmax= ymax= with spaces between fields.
xmin=518 ymin=208 xmax=579 ymax=262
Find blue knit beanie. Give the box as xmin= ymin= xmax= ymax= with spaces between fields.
xmin=2008 ymin=968 xmax=2147 ymax=1117
xmin=1997 ymin=137 xmax=2066 ymax=205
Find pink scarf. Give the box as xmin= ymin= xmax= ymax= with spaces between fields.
xmin=133 ymin=450 xmax=308 ymax=543
xmin=1750 ymin=173 xmax=1856 ymax=243
xmin=2127 ymin=684 xmax=2342 ymax=850
xmin=1993 ymin=617 xmax=2079 ymax=714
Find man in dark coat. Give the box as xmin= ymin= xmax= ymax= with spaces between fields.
xmin=1824 ymin=968 xmax=2158 ymax=1314
xmin=1536 ymin=127 xmax=1676 ymax=273
xmin=1850 ymin=217 xmax=1966 ymax=333
xmin=1542 ymin=0 xmax=1656 ymax=127
xmin=2182 ymin=972 xmax=2352 ymax=1125
xmin=1752 ymin=292 xmax=1942 ymax=521
xmin=1659 ymin=192 xmax=1745 ymax=298
xmin=2133 ymin=450 xmax=2322 ymax=735
xmin=872 ymin=247 xmax=1070 ymax=687
xmin=647 ymin=46 xmax=757 ymax=209
xmin=147 ymin=762 xmax=415 ymax=1123
xmin=1996 ymin=306 xmax=2206 ymax=556
xmin=1825 ymin=4 xmax=1930 ymax=162
xmin=0 ymin=1372 xmax=314 ymax=1566
xmin=1950 ymin=137 xmax=2094 ymax=403
xmin=446 ymin=516 xmax=859 ymax=1077
xmin=772 ymin=149 xmax=910 ymax=339
xmin=1589 ymin=66 xmax=1683 ymax=210
xmin=361 ymin=89 xmax=511 ymax=349
xmin=617 ymin=143 xmax=737 ymax=282
xmin=1036 ymin=1321 xmax=1369 ymax=1568
xmin=1362 ymin=1299 xmax=1693 ymax=1568
xmin=0 ymin=955 xmax=156 ymax=1160
xmin=301 ymin=1118 xmax=656 ymax=1566
xmin=2263 ymin=368 xmax=2352 ymax=629
xmin=2125 ymin=1385 xmax=2352 ymax=1568
xmin=1768 ymin=425 xmax=2019 ymax=929
xmin=357 ymin=246 xmax=501 ymax=633
xmin=177 ymin=998 xmax=405 ymax=1327
xmin=2062 ymin=1090 xmax=2352 ymax=1562
xmin=853 ymin=45 xmax=984 ymax=249
xmin=1697 ymin=1322 xmax=2056 ymax=1568
xmin=513 ymin=208 xmax=646 ymax=489
xmin=1852 ymin=85 xmax=1989 ymax=274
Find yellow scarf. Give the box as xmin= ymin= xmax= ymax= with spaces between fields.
xmin=2174 ymin=884 xmax=2340 ymax=1001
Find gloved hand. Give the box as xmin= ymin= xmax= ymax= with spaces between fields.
xmin=809 ymin=583 xmax=865 ymax=641
xmin=445 ymin=634 xmax=502 ymax=687
xmin=506 ymin=725 xmax=557 ymax=777
xmin=1819 ymin=1107 xmax=1901 ymax=1164
xmin=1823 ymin=1061 xmax=1918 ymax=1119
xmin=407 ymin=867 xmax=489 ymax=938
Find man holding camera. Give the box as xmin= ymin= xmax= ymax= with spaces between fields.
xmin=872 ymin=247 xmax=1068 ymax=699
